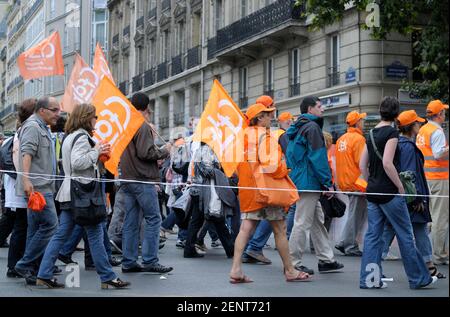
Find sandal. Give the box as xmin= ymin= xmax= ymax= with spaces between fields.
xmin=284 ymin=268 xmax=310 ymax=282
xmin=229 ymin=275 xmax=253 ymax=284
xmin=429 ymin=266 xmax=446 ymax=279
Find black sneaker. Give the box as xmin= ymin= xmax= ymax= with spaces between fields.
xmin=25 ymin=275 xmax=37 ymax=285
xmin=53 ymin=266 xmax=63 ymax=275
xmin=141 ymin=263 xmax=173 ymax=273
xmin=294 ymin=264 xmax=315 ymax=275
xmin=318 ymin=260 xmax=344 ymax=273
xmin=121 ymin=264 xmax=143 ymax=273
xmin=6 ymin=268 xmax=22 ymax=278
xmin=58 ymin=254 xmax=78 ymax=265
xmin=36 ymin=278 xmax=65 ymax=289
xmin=334 ymin=245 xmax=346 ymax=255
xmin=109 ymin=257 xmax=122 ymax=267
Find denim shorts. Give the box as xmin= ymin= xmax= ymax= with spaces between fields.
xmin=241 ymin=206 xmax=286 ymax=221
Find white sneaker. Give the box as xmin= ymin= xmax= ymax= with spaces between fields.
xmin=383 ymin=252 xmax=400 ymax=261
xmin=420 ymin=276 xmax=438 ymax=288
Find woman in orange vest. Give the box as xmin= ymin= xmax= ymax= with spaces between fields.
xmin=229 ymin=103 xmax=309 ymax=283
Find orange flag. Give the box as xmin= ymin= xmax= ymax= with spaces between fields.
xmin=17 ymin=31 xmax=64 ymax=80
xmin=61 ymin=54 xmax=100 ymax=113
xmin=93 ymin=43 xmax=115 ymax=84
xmin=193 ymin=80 xmax=248 ymax=177
xmin=92 ymin=77 xmax=145 ymax=175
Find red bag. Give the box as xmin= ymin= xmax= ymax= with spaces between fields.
xmin=28 ymin=192 xmax=46 ymax=212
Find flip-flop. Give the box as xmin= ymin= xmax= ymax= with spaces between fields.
xmin=286 ymin=271 xmax=310 ymax=282
xmin=229 ymin=275 xmax=253 ymax=284
xmin=429 ymin=266 xmax=447 ymax=279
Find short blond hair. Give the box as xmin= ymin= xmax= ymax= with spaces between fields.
xmin=323 ymin=131 xmax=333 ymax=150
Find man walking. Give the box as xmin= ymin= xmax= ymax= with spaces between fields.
xmin=286 ymin=96 xmax=344 ymax=275
xmin=335 ymin=111 xmax=368 ymax=256
xmin=416 ymin=100 xmax=449 ymax=266
xmin=14 ymin=97 xmax=61 ymax=283
xmin=118 ymin=92 xmax=173 ymax=273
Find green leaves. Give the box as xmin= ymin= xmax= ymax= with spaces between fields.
xmin=295 ymin=0 xmax=449 ymax=103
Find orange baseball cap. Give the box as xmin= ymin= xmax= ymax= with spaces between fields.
xmin=426 ymin=100 xmax=449 ymax=116
xmin=256 ymin=95 xmax=275 ymax=108
xmin=397 ymin=110 xmax=425 ymax=127
xmin=346 ymin=111 xmax=367 ymax=126
xmin=278 ymin=112 xmax=293 ymax=122
xmin=246 ymin=103 xmax=276 ymax=121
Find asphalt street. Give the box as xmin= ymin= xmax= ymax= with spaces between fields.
xmin=0 ymin=233 xmax=448 ymax=297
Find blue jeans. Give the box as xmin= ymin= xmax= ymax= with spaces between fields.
xmin=161 ymin=209 xmax=177 ymax=230
xmin=178 ymin=228 xmax=188 ymax=241
xmin=382 ymin=221 xmax=433 ymax=263
xmin=37 ymin=210 xmax=116 ymax=282
xmin=15 ymin=193 xmax=58 ymax=273
xmin=359 ymin=196 xmax=431 ymax=289
xmin=59 ymin=224 xmax=84 ymax=257
xmin=120 ymin=183 xmax=161 ymax=269
xmin=246 ymin=204 xmax=296 ymax=254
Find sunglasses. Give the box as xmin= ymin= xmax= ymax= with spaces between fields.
xmin=44 ymin=107 xmax=60 ymax=113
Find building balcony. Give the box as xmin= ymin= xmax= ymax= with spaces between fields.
xmin=327 ymin=66 xmax=340 ymax=88
xmin=263 ymin=85 xmax=274 ymax=98
xmin=187 ymin=45 xmax=201 ymax=69
xmin=0 ymin=103 xmax=18 ymax=121
xmin=171 ymin=54 xmax=184 ymax=76
xmin=174 ymin=112 xmax=185 ymax=125
xmin=144 ymin=68 xmax=155 ymax=87
xmin=119 ymin=81 xmax=129 ymax=95
xmin=289 ymin=82 xmax=300 ymax=97
xmin=239 ymin=96 xmax=248 ymax=109
xmin=208 ymin=0 xmax=306 ymax=66
xmin=190 ymin=0 xmax=202 ymax=8
xmin=157 ymin=62 xmax=168 ymax=82
xmin=148 ymin=7 xmax=157 ymax=20
xmin=8 ymin=0 xmax=43 ymax=40
xmin=136 ymin=16 xmax=144 ymax=29
xmin=159 ymin=116 xmax=169 ymax=128
xmin=132 ymin=74 xmax=142 ymax=92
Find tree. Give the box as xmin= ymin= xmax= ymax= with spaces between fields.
xmin=295 ymin=0 xmax=449 ymax=103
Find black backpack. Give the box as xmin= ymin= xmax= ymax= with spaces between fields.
xmin=0 ymin=136 xmax=16 ymax=179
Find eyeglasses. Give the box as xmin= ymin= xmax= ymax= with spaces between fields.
xmin=44 ymin=107 xmax=60 ymax=113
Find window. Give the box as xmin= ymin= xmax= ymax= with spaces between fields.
xmin=163 ymin=30 xmax=170 ymax=62
xmin=147 ymin=39 xmax=155 ymax=69
xmin=176 ymin=21 xmax=185 ymax=55
xmin=329 ymin=34 xmax=340 ymax=86
xmin=290 ymin=48 xmax=300 ymax=96
xmin=192 ymin=12 xmax=201 ymax=47
xmin=215 ymin=0 xmax=223 ymax=33
xmin=137 ymin=46 xmax=144 ymax=73
xmin=93 ymin=9 xmax=108 ymax=53
xmin=241 ymin=0 xmax=248 ymax=18
xmin=264 ymin=58 xmax=274 ymax=96
xmin=239 ymin=67 xmax=248 ymax=108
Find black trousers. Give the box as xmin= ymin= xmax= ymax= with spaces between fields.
xmin=184 ymin=195 xmax=234 ymax=257
xmin=7 ymin=208 xmax=28 ymax=269
xmin=0 ymin=207 xmax=16 ymax=244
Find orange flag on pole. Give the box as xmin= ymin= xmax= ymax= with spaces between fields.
xmin=93 ymin=43 xmax=115 ymax=84
xmin=17 ymin=31 xmax=64 ymax=80
xmin=61 ymin=54 xmax=100 ymax=113
xmin=193 ymin=80 xmax=248 ymax=177
xmin=92 ymin=76 xmax=145 ymax=175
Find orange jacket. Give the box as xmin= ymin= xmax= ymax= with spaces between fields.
xmin=335 ymin=127 xmax=366 ymax=191
xmin=237 ymin=126 xmax=287 ymax=213
xmin=416 ymin=122 xmax=449 ymax=180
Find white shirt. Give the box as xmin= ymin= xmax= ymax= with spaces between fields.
xmin=429 ymin=121 xmax=448 ymax=159
xmin=4 ymin=174 xmax=27 ymax=209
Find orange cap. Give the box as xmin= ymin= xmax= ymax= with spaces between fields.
xmin=278 ymin=112 xmax=293 ymax=122
xmin=174 ymin=138 xmax=185 ymax=147
xmin=426 ymin=100 xmax=449 ymax=116
xmin=246 ymin=103 xmax=276 ymax=121
xmin=346 ymin=111 xmax=367 ymax=126
xmin=256 ymin=95 xmax=275 ymax=108
xmin=397 ymin=110 xmax=425 ymax=127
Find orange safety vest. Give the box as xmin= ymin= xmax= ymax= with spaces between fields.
xmin=416 ymin=122 xmax=449 ymax=180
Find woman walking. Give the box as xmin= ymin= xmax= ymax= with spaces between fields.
xmin=359 ymin=97 xmax=437 ymax=289
xmin=36 ymin=103 xmax=130 ymax=289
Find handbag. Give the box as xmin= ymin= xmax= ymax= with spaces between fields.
xmin=369 ymin=129 xmax=417 ymax=204
xmin=320 ymin=194 xmax=346 ymax=218
xmin=69 ymin=133 xmax=107 ymax=226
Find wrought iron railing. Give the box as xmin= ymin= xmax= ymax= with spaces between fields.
xmin=208 ymin=0 xmax=304 ymax=59
xmin=171 ymin=54 xmax=184 ymax=76
xmin=8 ymin=0 xmax=43 ymax=39
xmin=327 ymin=66 xmax=340 ymax=87
xmin=157 ymin=62 xmax=168 ymax=82
xmin=187 ymin=45 xmax=201 ymax=69
xmin=132 ymin=74 xmax=142 ymax=92
xmin=144 ymin=69 xmax=154 ymax=87
xmin=148 ymin=7 xmax=157 ymax=19
xmin=289 ymin=82 xmax=300 ymax=97
xmin=264 ymin=85 xmax=274 ymax=98
xmin=174 ymin=112 xmax=185 ymax=125
xmin=239 ymin=96 xmax=248 ymax=109
xmin=119 ymin=81 xmax=129 ymax=95
xmin=159 ymin=116 xmax=169 ymax=128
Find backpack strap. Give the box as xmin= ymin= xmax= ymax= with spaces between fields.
xmin=69 ymin=132 xmax=99 ymax=178
xmin=369 ymin=129 xmax=384 ymax=161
